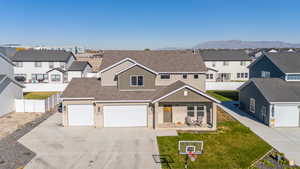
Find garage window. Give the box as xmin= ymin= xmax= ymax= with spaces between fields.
xmin=250 ymin=98 xmax=255 ymax=113
xmin=261 ymin=106 xmax=267 ymax=118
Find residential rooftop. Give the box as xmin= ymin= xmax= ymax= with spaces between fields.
xmin=68 ymin=61 xmax=91 ymax=71
xmin=11 ymin=49 xmax=74 ymax=62
xmin=99 ymin=50 xmax=207 ymax=73
xmin=200 ymin=49 xmax=253 ymax=61
xmin=264 ymin=52 xmax=300 ymax=73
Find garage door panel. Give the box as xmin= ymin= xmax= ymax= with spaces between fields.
xmin=275 ymin=105 xmax=299 ymax=127
xmin=104 ymin=105 xmax=147 ymax=127
xmin=68 ymin=105 xmax=94 ymax=126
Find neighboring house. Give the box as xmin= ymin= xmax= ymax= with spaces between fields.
xmin=240 ymin=52 xmax=300 ymax=127
xmin=61 ymin=51 xmax=220 ymax=130
xmin=200 ymin=50 xmax=253 ymax=82
xmin=10 ymin=49 xmax=77 ymax=83
xmin=0 ymin=53 xmax=23 ymax=116
xmin=67 ymin=61 xmax=92 ymax=81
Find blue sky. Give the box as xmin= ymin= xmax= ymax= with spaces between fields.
xmin=1 ymin=0 xmax=300 ymax=49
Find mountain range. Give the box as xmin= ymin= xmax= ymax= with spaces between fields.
xmin=193 ymin=40 xmax=300 ymax=49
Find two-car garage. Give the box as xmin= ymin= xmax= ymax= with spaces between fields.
xmin=67 ymin=104 xmax=148 ymax=127
xmin=274 ymin=104 xmax=300 ymax=127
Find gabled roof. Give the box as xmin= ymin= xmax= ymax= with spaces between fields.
xmin=152 ymin=81 xmax=220 ymax=103
xmin=68 ymin=61 xmax=92 ymax=71
xmin=200 ymin=50 xmax=253 ymax=61
xmin=0 ymin=74 xmax=24 ymax=94
xmin=99 ymin=50 xmax=207 ymax=73
xmin=248 ymin=52 xmax=300 ymax=74
xmin=11 ymin=49 xmax=75 ymax=62
xmin=0 ymin=52 xmax=15 ymax=66
xmin=239 ymin=78 xmax=300 ymax=103
xmin=47 ymin=67 xmax=66 ymax=73
xmin=115 ymin=62 xmax=158 ymax=75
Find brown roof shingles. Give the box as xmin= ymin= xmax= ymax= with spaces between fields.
xmin=100 ymin=50 xmax=207 ymax=73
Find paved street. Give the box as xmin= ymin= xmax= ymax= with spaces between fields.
xmin=19 ymin=113 xmax=161 ymax=169
xmin=220 ymin=102 xmax=300 ymax=165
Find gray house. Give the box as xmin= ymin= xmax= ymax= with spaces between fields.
xmin=240 ymin=52 xmax=300 ymax=127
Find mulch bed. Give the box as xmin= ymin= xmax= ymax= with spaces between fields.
xmin=0 ymin=112 xmax=55 ymax=169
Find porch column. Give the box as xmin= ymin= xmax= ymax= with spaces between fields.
xmin=212 ymin=102 xmax=217 ymax=130
xmin=154 ymin=103 xmax=159 ymax=129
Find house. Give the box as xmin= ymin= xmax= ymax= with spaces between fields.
xmin=0 ymin=52 xmax=23 ymax=116
xmin=200 ymin=50 xmax=253 ymax=82
xmin=61 ymin=51 xmax=220 ymax=130
xmin=67 ymin=61 xmax=92 ymax=81
xmin=239 ymin=52 xmax=300 ymax=127
xmin=10 ymin=49 xmax=81 ymax=83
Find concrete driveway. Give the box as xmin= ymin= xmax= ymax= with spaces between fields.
xmin=220 ymin=102 xmax=300 ymax=165
xmin=18 ymin=113 xmax=161 ymax=169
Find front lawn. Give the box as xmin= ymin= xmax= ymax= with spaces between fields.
xmin=207 ymin=90 xmax=239 ymax=102
xmin=23 ymin=92 xmax=58 ymax=99
xmin=157 ymin=109 xmax=271 ymax=169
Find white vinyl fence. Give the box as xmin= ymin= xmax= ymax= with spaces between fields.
xmin=23 ymin=83 xmax=68 ymax=92
xmin=206 ymin=82 xmax=245 ymax=90
xmin=15 ymin=93 xmax=61 ymax=113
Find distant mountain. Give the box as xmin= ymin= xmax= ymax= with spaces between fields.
xmin=155 ymin=47 xmax=185 ymax=50
xmin=194 ymin=40 xmax=300 ymax=49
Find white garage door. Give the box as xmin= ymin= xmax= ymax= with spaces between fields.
xmin=68 ymin=104 xmax=94 ymax=126
xmin=103 ymin=105 xmax=147 ymax=127
xmin=275 ymin=105 xmax=299 ymax=127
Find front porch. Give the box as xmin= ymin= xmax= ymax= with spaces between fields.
xmin=154 ymin=102 xmax=218 ymax=131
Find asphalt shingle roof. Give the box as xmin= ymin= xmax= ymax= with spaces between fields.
xmin=248 ymin=78 xmax=300 ymax=102
xmin=265 ymin=52 xmax=300 ymax=73
xmin=200 ymin=50 xmax=253 ymax=61
xmin=68 ymin=61 xmax=91 ymax=71
xmin=11 ymin=49 xmax=74 ymax=62
xmin=99 ymin=50 xmax=207 ymax=72
xmin=0 ymin=75 xmax=6 ymax=82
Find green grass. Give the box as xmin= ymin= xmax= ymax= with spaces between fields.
xmin=23 ymin=92 xmax=58 ymax=99
xmin=157 ymin=121 xmax=271 ymax=169
xmin=207 ymin=90 xmax=239 ymax=102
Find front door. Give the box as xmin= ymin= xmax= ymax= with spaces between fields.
xmin=163 ymin=106 xmax=172 ymax=123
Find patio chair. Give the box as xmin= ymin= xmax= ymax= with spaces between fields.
xmin=185 ymin=116 xmax=197 ymax=126
xmin=196 ymin=116 xmax=204 ymax=127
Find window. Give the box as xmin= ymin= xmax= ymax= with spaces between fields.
xmin=182 ymin=74 xmax=187 ymax=79
xmin=237 ymin=73 xmax=241 ymax=78
xmin=245 ymin=73 xmax=248 ymax=78
xmin=261 ymin=71 xmax=270 ymax=78
xmin=241 ymin=73 xmax=244 ymax=78
xmin=194 ymin=74 xmax=199 ymax=79
xmin=31 ymin=73 xmax=45 ymax=81
xmin=49 ymin=62 xmax=54 ymax=68
xmin=250 ymin=98 xmax=255 ymax=113
xmin=60 ymin=62 xmax=65 ymax=69
xmin=240 ymin=61 xmax=246 ymax=66
xmin=209 ymin=74 xmax=213 ymax=79
xmin=187 ymin=106 xmax=195 ymax=117
xmin=212 ymin=61 xmax=216 ymax=67
xmin=15 ymin=62 xmax=23 ymax=67
xmin=261 ymin=106 xmax=267 ymax=119
xmin=34 ymin=62 xmax=42 ymax=67
xmin=160 ymin=74 xmax=170 ymax=79
xmin=131 ymin=75 xmax=143 ymax=86
xmin=223 ymin=61 xmax=229 ymax=66
xmin=51 ymin=74 xmax=61 ymax=82
xmin=286 ymin=74 xmax=300 ymax=81
xmin=196 ymin=106 xmax=205 ymax=118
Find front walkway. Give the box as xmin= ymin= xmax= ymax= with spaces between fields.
xmin=19 ymin=113 xmax=161 ymax=169
xmin=219 ymin=102 xmax=300 ymax=165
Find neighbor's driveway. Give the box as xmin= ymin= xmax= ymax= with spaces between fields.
xmin=19 ymin=113 xmax=161 ymax=169
xmin=219 ymin=102 xmax=300 ymax=165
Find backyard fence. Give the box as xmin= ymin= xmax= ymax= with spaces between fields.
xmin=23 ymin=83 xmax=68 ymax=92
xmin=15 ymin=93 xmax=61 ymax=113
xmin=206 ymin=82 xmax=245 ymax=90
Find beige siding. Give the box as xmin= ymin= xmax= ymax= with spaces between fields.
xmin=160 ymin=88 xmax=212 ymax=102
xmin=118 ymin=65 xmax=156 ymax=90
xmin=155 ymin=74 xmax=206 ymax=91
xmin=100 ymin=60 xmax=135 ymax=86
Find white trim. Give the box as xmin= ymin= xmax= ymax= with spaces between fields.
xmin=0 ymin=75 xmax=25 ymax=88
xmin=152 ymin=85 xmax=221 ymax=103
xmin=270 ymin=102 xmax=300 ymax=104
xmin=61 ymin=97 xmax=95 ymax=100
xmin=0 ymin=52 xmax=15 ymax=66
xmin=94 ymin=100 xmax=151 ymax=103
xmin=116 ymin=63 xmax=158 ymax=75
